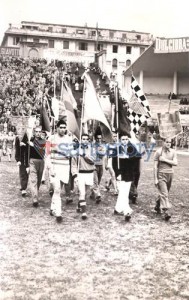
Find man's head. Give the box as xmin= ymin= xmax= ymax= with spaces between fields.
xmin=34 ymin=126 xmax=42 ymax=139
xmin=95 ymin=134 xmax=102 ymax=143
xmin=112 ymin=131 xmax=117 ymax=142
xmin=163 ymin=138 xmax=172 ymax=150
xmin=81 ymin=133 xmax=89 ymax=145
xmin=120 ymin=134 xmax=129 ymax=145
xmin=8 ymin=131 xmax=13 ymax=136
xmin=57 ymin=120 xmax=67 ymax=136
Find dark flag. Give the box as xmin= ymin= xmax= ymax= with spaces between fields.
xmin=40 ymin=104 xmax=51 ymax=132
xmin=114 ymin=92 xmax=131 ymax=137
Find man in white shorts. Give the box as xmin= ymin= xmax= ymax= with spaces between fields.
xmin=72 ymin=133 xmax=95 ymax=220
xmin=47 ymin=120 xmax=73 ymax=223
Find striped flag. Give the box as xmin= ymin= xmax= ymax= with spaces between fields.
xmin=127 ymin=75 xmax=151 ymax=133
xmin=62 ymin=81 xmax=80 ymax=138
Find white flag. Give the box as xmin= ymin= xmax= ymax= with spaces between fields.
xmin=51 ymin=97 xmax=59 ymax=121
xmin=82 ymin=72 xmax=111 ymax=131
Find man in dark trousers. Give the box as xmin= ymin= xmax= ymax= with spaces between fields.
xmin=113 ymin=134 xmax=142 ymax=222
xmin=28 ymin=126 xmax=46 ymax=207
xmin=15 ymin=133 xmax=29 ymax=197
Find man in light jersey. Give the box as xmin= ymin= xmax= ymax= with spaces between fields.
xmin=154 ymin=137 xmax=178 ymax=221
xmin=47 ymin=120 xmax=73 ymax=223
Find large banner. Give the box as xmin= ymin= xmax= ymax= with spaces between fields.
xmin=157 ymin=111 xmax=182 ymax=139
xmin=43 ymin=49 xmax=94 ymax=64
xmin=0 ymin=47 xmax=20 ymax=56
xmin=11 ymin=116 xmax=36 ymax=140
xmin=155 ymin=37 xmax=189 ymax=53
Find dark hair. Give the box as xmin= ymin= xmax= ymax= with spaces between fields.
xmin=119 ymin=133 xmax=130 ymax=139
xmin=95 ymin=133 xmax=102 ymax=140
xmin=81 ymin=133 xmax=89 ymax=139
xmin=56 ymin=119 xmax=67 ymax=128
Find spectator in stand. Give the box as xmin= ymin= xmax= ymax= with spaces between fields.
xmin=75 ymin=82 xmax=79 ymax=91
xmin=0 ymin=131 xmax=5 ymax=162
xmin=4 ymin=130 xmax=15 ymax=162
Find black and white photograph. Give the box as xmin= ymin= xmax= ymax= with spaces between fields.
xmin=0 ymin=0 xmax=189 ymax=299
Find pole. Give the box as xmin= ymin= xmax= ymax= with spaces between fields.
xmin=168 ymin=97 xmax=172 ymax=113
xmin=115 ymin=82 xmax=120 ymax=169
xmin=54 ymin=71 xmax=56 ymax=99
xmin=96 ymin=22 xmax=99 ymax=52
xmin=77 ymin=72 xmax=87 ymax=171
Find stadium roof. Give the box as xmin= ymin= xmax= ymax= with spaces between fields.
xmin=124 ymin=44 xmax=189 ymax=77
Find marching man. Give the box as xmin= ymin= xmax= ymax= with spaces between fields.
xmin=72 ymin=133 xmax=95 ymax=220
xmin=47 ymin=120 xmax=73 ymax=223
xmin=154 ymin=137 xmax=178 ymax=221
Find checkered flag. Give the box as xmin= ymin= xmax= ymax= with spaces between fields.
xmin=127 ymin=75 xmax=151 ymax=133
xmin=127 ymin=109 xmax=148 ymax=133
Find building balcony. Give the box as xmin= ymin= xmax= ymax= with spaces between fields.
xmin=6 ymin=27 xmax=152 ymax=46
xmin=19 ymin=38 xmax=48 ymax=45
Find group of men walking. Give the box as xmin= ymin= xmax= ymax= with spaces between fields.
xmin=14 ymin=119 xmax=178 ymax=223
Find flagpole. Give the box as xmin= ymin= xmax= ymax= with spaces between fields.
xmin=77 ymin=72 xmax=87 ymax=172
xmin=168 ymin=96 xmax=172 ymax=113
xmin=115 ymin=82 xmax=120 ymax=169
xmin=79 ymin=72 xmax=87 ymax=141
xmin=54 ymin=71 xmax=56 ymax=99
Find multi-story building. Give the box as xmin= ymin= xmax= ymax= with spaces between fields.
xmin=1 ymin=21 xmax=153 ymax=83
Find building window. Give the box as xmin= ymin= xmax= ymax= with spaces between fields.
xmin=126 ymin=59 xmax=131 ymax=67
xmin=79 ymin=42 xmax=88 ymax=51
xmin=33 ymin=38 xmax=39 ymax=43
xmin=77 ymin=29 xmax=84 ymax=34
xmin=109 ymin=31 xmax=114 ymax=38
xmin=63 ymin=41 xmax=69 ymax=49
xmin=97 ymin=43 xmax=103 ymax=51
xmin=62 ymin=28 xmax=67 ymax=33
xmin=21 ymin=37 xmax=27 ymax=42
xmin=126 ymin=46 xmax=132 ymax=54
xmin=49 ymin=40 xmax=54 ymax=48
xmin=13 ymin=37 xmax=20 ymax=45
xmin=136 ymin=34 xmax=141 ymax=40
xmin=122 ymin=33 xmax=127 ymax=39
xmin=112 ymin=58 xmax=118 ymax=69
xmin=91 ymin=30 xmax=96 ymax=36
xmin=112 ymin=45 xmax=118 ymax=53
xmin=48 ymin=26 xmax=53 ymax=32
xmin=140 ymin=47 xmax=145 ymax=55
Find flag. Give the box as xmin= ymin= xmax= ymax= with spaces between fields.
xmin=51 ymin=97 xmax=59 ymax=121
xmin=26 ymin=115 xmax=36 ymax=141
xmin=130 ymin=75 xmax=151 ymax=117
xmin=127 ymin=109 xmax=148 ymax=134
xmin=62 ymin=81 xmax=80 ymax=138
xmin=40 ymin=104 xmax=51 ymax=132
xmin=82 ymin=72 xmax=111 ymax=131
xmin=127 ymin=75 xmax=151 ymax=133
xmin=157 ymin=111 xmax=182 ymax=139
xmin=66 ymin=83 xmax=77 ymax=110
xmin=11 ymin=116 xmax=31 ymax=141
xmin=113 ymin=91 xmax=131 ymax=136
